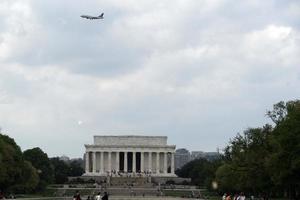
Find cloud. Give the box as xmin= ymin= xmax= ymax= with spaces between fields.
xmin=0 ymin=0 xmax=299 ymax=157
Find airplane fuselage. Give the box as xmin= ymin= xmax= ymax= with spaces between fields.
xmin=80 ymin=13 xmax=104 ymax=20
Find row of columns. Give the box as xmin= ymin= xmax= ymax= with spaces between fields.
xmin=85 ymin=151 xmax=175 ymax=175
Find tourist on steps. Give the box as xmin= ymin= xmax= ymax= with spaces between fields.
xmin=95 ymin=192 xmax=102 ymax=200
xmin=101 ymin=192 xmax=108 ymax=200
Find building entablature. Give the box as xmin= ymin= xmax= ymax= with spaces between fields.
xmin=93 ymin=135 xmax=168 ymax=146
xmin=85 ymin=144 xmax=176 ymax=153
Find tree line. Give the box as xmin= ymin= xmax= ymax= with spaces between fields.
xmin=1 ymin=100 xmax=299 ymax=198
xmin=0 ymin=135 xmax=84 ymax=194
xmin=176 ymin=100 xmax=300 ymax=199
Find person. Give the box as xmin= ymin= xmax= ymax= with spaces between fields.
xmin=233 ymin=194 xmax=239 ymax=200
xmin=223 ymin=193 xmax=227 ymax=200
xmin=73 ymin=190 xmax=81 ymax=200
xmin=102 ymin=192 xmax=108 ymax=200
xmin=86 ymin=196 xmax=91 ymax=200
xmin=238 ymin=192 xmax=246 ymax=200
xmin=0 ymin=190 xmax=4 ymax=200
xmin=95 ymin=192 xmax=102 ymax=200
xmin=226 ymin=194 xmax=232 ymax=200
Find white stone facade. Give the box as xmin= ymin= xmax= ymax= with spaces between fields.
xmin=83 ymin=135 xmax=176 ymax=177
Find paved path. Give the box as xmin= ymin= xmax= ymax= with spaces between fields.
xmin=8 ymin=196 xmax=203 ymax=200
xmin=50 ymin=187 xmax=201 ymax=191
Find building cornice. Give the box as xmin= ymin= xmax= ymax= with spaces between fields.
xmin=85 ymin=144 xmax=176 ymax=148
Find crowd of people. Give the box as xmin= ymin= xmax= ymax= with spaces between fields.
xmin=222 ymin=192 xmax=259 ymax=200
xmin=73 ymin=190 xmax=108 ymax=200
xmin=107 ymin=170 xmax=153 ymax=177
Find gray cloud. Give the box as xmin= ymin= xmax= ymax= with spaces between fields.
xmin=0 ymin=0 xmax=299 ymax=158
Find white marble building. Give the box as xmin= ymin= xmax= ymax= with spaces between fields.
xmin=83 ymin=135 xmax=176 ymax=177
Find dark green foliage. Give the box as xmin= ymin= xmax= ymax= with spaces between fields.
xmin=176 ymin=100 xmax=300 ymax=199
xmin=23 ymin=147 xmax=54 ymax=190
xmin=176 ymin=158 xmax=222 ymax=189
xmin=266 ymin=101 xmax=300 ymax=199
xmin=69 ymin=159 xmax=84 ymax=177
xmin=50 ymin=158 xmax=84 ymax=184
xmin=0 ymin=134 xmax=23 ymax=190
xmin=50 ymin=157 xmax=69 ymax=184
xmin=216 ymin=100 xmax=300 ymax=198
xmin=216 ymin=127 xmax=273 ymax=194
xmin=0 ymin=134 xmax=23 ymax=191
xmin=0 ymin=133 xmax=84 ymax=193
xmin=0 ymin=134 xmax=39 ymax=193
xmin=10 ymin=161 xmax=39 ymax=193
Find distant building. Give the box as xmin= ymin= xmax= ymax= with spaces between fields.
xmin=191 ymin=151 xmax=205 ymax=160
xmin=59 ymin=155 xmax=70 ymax=162
xmin=174 ymin=147 xmax=221 ymax=170
xmin=84 ymin=135 xmax=176 ymax=177
xmin=203 ymin=152 xmax=221 ymax=161
xmin=175 ymin=148 xmax=190 ymax=169
xmin=191 ymin=151 xmax=220 ymax=161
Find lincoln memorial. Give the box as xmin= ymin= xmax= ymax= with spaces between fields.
xmin=83 ymin=135 xmax=176 ymax=177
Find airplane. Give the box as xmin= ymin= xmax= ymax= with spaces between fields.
xmin=80 ymin=13 xmax=104 ymax=20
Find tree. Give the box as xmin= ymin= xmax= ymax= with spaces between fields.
xmin=215 ymin=163 xmax=237 ymax=193
xmin=23 ymin=148 xmax=54 ymax=190
xmin=266 ymin=101 xmax=288 ymax=125
xmin=69 ymin=159 xmax=84 ymax=177
xmin=0 ymin=134 xmax=24 ymax=191
xmin=266 ymin=100 xmax=300 ymax=199
xmin=216 ymin=127 xmax=273 ymax=195
xmin=0 ymin=134 xmax=39 ymax=193
xmin=50 ymin=157 xmax=69 ymax=184
xmin=176 ymin=158 xmax=222 ymax=189
xmin=11 ymin=161 xmax=39 ymax=193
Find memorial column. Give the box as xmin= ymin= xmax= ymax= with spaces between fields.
xmin=92 ymin=151 xmax=96 ymax=173
xmin=171 ymin=152 xmax=175 ymax=174
xmin=108 ymin=151 xmax=112 ymax=172
xmin=85 ymin=152 xmax=89 ymax=173
xmin=116 ymin=152 xmax=119 ymax=172
xmin=100 ymin=151 xmax=104 ymax=174
xmin=148 ymin=152 xmax=152 ymax=172
xmin=132 ymin=151 xmax=136 ymax=172
xmin=164 ymin=152 xmax=167 ymax=174
xmin=156 ymin=152 xmax=160 ymax=174
xmin=124 ymin=152 xmax=128 ymax=172
xmin=141 ymin=152 xmax=144 ymax=172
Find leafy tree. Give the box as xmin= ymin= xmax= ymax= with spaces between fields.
xmin=69 ymin=159 xmax=84 ymax=177
xmin=0 ymin=134 xmax=39 ymax=193
xmin=266 ymin=100 xmax=300 ymax=199
xmin=11 ymin=161 xmax=39 ymax=193
xmin=215 ymin=100 xmax=300 ymax=199
xmin=0 ymin=134 xmax=23 ymax=191
xmin=266 ymin=101 xmax=288 ymax=125
xmin=23 ymin=147 xmax=54 ymax=190
xmin=217 ymin=127 xmax=273 ymax=194
xmin=215 ymin=163 xmax=237 ymax=193
xmin=50 ymin=157 xmax=84 ymax=184
xmin=50 ymin=157 xmax=69 ymax=184
xmin=176 ymin=158 xmax=222 ymax=189
xmin=21 ymin=161 xmax=39 ymax=192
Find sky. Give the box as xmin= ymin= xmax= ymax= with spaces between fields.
xmin=0 ymin=0 xmax=299 ymax=158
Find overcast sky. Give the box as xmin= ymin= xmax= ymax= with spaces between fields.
xmin=0 ymin=0 xmax=299 ymax=158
